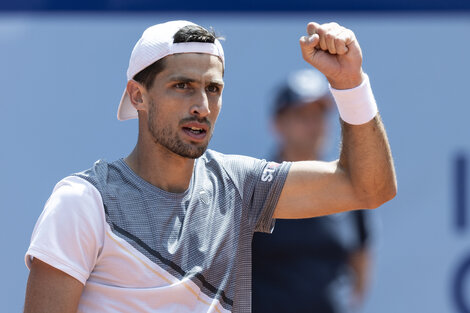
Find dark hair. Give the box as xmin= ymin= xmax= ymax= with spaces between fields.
xmin=133 ymin=25 xmax=218 ymax=90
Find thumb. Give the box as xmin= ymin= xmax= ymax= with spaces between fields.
xmin=299 ymin=33 xmax=320 ymax=49
xmin=299 ymin=34 xmax=320 ymax=65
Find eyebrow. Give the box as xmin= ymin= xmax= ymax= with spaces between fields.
xmin=168 ymin=76 xmax=224 ymax=86
xmin=208 ymin=80 xmax=225 ymax=87
xmin=168 ymin=76 xmax=195 ymax=83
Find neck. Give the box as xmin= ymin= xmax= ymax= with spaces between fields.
xmin=125 ymin=134 xmax=196 ymax=194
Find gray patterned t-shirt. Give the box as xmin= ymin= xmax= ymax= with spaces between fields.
xmin=26 ymin=149 xmax=290 ymax=313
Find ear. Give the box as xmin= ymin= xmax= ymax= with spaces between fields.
xmin=127 ymin=80 xmax=147 ymax=111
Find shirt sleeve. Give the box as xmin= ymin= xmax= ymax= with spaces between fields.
xmin=213 ymin=151 xmax=291 ymax=234
xmin=25 ymin=176 xmax=105 ymax=285
xmin=248 ymin=160 xmax=291 ymax=233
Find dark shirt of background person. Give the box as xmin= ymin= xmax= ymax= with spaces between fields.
xmin=252 ymin=69 xmax=372 ymax=313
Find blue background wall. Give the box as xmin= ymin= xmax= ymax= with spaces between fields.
xmin=1 ymin=0 xmax=470 ymax=11
xmin=1 ymin=9 xmax=470 ymax=313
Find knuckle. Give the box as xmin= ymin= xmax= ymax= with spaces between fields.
xmin=308 ymin=22 xmax=318 ymax=29
xmin=316 ymin=26 xmax=326 ymax=35
xmin=307 ymin=23 xmax=316 ymax=34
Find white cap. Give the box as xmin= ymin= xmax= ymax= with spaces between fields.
xmin=117 ymin=20 xmax=225 ymax=121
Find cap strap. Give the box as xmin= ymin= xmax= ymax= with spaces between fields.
xmin=170 ymin=41 xmax=225 ymax=66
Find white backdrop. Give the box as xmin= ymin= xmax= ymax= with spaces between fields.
xmin=1 ymin=12 xmax=470 ymax=313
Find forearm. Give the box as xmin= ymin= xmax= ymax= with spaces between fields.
xmin=275 ymin=22 xmax=396 ymax=219
xmin=339 ymin=114 xmax=396 ymax=208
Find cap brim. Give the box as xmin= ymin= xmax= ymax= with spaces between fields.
xmin=117 ymin=89 xmax=138 ymax=121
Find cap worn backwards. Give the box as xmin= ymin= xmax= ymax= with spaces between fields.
xmin=117 ymin=20 xmax=225 ymax=121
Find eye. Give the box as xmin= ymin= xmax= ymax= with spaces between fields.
xmin=175 ymin=82 xmax=188 ymax=89
xmin=207 ymin=85 xmax=220 ymax=93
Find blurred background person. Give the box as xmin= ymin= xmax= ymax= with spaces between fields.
xmin=252 ymin=68 xmax=372 ymax=313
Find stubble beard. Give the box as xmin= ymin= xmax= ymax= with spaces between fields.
xmin=148 ymin=100 xmax=210 ymax=159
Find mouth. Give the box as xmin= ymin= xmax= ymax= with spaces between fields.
xmin=181 ymin=123 xmax=209 ymax=142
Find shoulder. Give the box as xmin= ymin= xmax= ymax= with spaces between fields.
xmin=198 ymin=150 xmax=287 ymax=190
xmin=195 ymin=150 xmax=265 ymax=196
xmin=36 ymin=174 xmax=106 ymax=243
xmin=47 ymin=175 xmax=104 ymax=218
xmin=53 ymin=175 xmax=100 ymax=199
xmin=200 ymin=149 xmax=264 ymax=170
xmin=73 ymin=159 xmax=113 ymax=187
xmin=199 ymin=149 xmax=289 ymax=179
xmin=26 ymin=175 xmax=106 ymax=281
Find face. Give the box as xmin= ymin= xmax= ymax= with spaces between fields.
xmin=143 ymin=53 xmax=224 ymax=159
xmin=275 ymin=100 xmax=329 ymax=154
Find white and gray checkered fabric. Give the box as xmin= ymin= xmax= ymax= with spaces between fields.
xmin=75 ymin=149 xmax=291 ymax=313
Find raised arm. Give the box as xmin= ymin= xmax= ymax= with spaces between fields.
xmin=274 ymin=22 xmax=397 ymax=219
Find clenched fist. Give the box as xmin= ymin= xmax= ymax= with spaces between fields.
xmin=299 ymin=22 xmax=364 ymax=90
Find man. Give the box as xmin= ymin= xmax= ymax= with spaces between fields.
xmin=252 ymin=68 xmax=372 ymax=313
xmin=23 ymin=20 xmax=396 ymax=313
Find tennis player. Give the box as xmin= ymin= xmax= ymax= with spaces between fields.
xmin=24 ymin=20 xmax=396 ymax=313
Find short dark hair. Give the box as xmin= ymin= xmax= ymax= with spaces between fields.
xmin=133 ymin=25 xmax=218 ymax=90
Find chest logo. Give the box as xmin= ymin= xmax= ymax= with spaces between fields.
xmin=200 ymin=190 xmax=210 ymax=204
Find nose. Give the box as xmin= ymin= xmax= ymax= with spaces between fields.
xmin=190 ymin=89 xmax=211 ymax=118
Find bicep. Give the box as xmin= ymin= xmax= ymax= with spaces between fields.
xmin=24 ymin=258 xmax=84 ymax=313
xmin=274 ymin=160 xmax=363 ymax=219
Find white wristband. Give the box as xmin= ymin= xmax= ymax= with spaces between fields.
xmin=329 ymin=74 xmax=378 ymax=125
